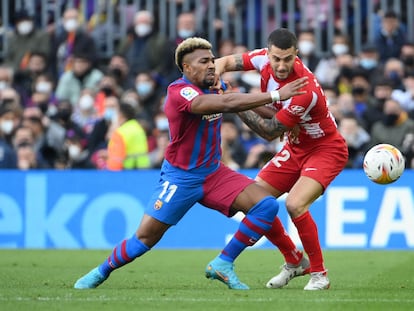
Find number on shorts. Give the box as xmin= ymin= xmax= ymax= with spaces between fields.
xmin=271 ymin=149 xmax=290 ymax=167
xmin=159 ymin=181 xmax=178 ymax=203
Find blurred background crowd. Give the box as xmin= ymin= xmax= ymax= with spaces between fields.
xmin=0 ymin=0 xmax=413 ymax=170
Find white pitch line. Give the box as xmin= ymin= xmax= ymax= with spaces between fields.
xmin=2 ymin=296 xmax=414 ymax=303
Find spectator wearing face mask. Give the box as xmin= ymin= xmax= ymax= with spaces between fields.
xmin=4 ymin=10 xmax=50 ymax=73
xmin=350 ymin=69 xmax=382 ymax=132
xmin=72 ymin=89 xmax=100 ymax=135
xmin=107 ymin=54 xmax=135 ymax=91
xmin=26 ymin=73 xmax=58 ymax=115
xmin=13 ymin=52 xmax=53 ymax=107
xmin=400 ymin=42 xmax=414 ymax=72
xmin=64 ymin=130 xmax=95 ymax=169
xmin=297 ymin=30 xmax=321 ymax=72
xmin=165 ymin=11 xmax=205 ymax=83
xmin=0 ymin=104 xmax=17 ymax=168
xmin=314 ymin=32 xmax=353 ymax=86
xmin=383 ymin=58 xmax=405 ymax=91
xmin=369 ymin=98 xmax=414 ymax=153
xmin=117 ymin=10 xmax=170 ymax=82
xmin=51 ymin=7 xmax=98 ymax=78
xmin=355 ymin=44 xmax=382 ymax=83
xmin=87 ymin=95 xmax=119 ymax=156
xmin=134 ymin=71 xmax=164 ymax=125
xmin=94 ymin=74 xmax=121 ymax=117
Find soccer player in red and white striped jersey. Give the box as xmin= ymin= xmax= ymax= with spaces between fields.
xmin=215 ymin=28 xmax=349 ymax=290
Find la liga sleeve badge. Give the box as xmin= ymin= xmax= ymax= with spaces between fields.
xmin=180 ymin=86 xmax=199 ymax=101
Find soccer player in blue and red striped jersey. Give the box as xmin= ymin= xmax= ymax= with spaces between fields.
xmin=74 ymin=37 xmax=307 ymax=290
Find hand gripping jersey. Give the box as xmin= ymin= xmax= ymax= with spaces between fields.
xmin=242 ymin=48 xmax=342 ymax=153
xmin=163 ymin=76 xmax=223 ymax=173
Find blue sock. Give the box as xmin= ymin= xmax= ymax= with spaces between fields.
xmin=219 ymin=196 xmax=279 ymax=262
xmin=99 ymin=234 xmax=150 ymax=277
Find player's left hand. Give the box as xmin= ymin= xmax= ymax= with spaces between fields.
xmin=279 ymin=77 xmax=308 ymax=100
xmin=287 ymin=125 xmax=300 ymax=142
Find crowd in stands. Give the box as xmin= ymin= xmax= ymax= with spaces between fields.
xmin=0 ymin=4 xmax=413 ymax=170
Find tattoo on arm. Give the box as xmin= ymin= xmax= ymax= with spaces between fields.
xmin=237 ymin=110 xmax=287 ymax=141
xmin=234 ymin=54 xmax=244 ymax=71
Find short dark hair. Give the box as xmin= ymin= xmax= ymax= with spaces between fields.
xmin=384 ymin=10 xmax=398 ymax=19
xmin=119 ymin=102 xmax=136 ymax=120
xmin=268 ymin=28 xmax=297 ymax=50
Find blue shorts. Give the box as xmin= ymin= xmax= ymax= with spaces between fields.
xmin=145 ymin=160 xmax=254 ymax=225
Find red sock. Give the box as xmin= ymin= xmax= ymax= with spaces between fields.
xmin=265 ymin=216 xmax=303 ymax=265
xmin=292 ymin=211 xmax=325 ymax=273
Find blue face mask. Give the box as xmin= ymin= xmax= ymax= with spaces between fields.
xmin=104 ymin=108 xmax=116 ymax=121
xmin=136 ymin=82 xmax=153 ymax=97
xmin=178 ymin=29 xmax=195 ymax=39
xmin=359 ymin=58 xmax=378 ymax=70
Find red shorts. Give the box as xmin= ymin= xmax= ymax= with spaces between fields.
xmin=258 ymin=136 xmax=348 ymax=193
xmin=201 ymin=162 xmax=255 ymax=216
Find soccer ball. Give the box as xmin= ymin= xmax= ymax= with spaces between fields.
xmin=363 ymin=144 xmax=405 ymax=184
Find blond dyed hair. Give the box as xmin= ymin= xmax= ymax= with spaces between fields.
xmin=175 ymin=37 xmax=212 ymax=72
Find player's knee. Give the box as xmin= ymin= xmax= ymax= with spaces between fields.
xmin=285 ymin=197 xmax=307 ymax=218
xmin=248 ymin=196 xmax=279 ymax=222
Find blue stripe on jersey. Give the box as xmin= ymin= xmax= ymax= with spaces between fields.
xmin=189 ymin=117 xmax=206 ymax=167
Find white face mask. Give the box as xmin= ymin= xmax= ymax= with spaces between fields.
xmin=332 ymin=43 xmax=349 ymax=56
xmin=0 ymin=81 xmax=9 ymax=90
xmin=68 ymin=144 xmax=81 ymax=159
xmin=136 ymin=82 xmax=153 ymax=97
xmin=298 ymin=40 xmax=315 ymax=56
xmin=156 ymin=117 xmax=169 ymax=131
xmin=64 ymin=19 xmax=78 ymax=32
xmin=79 ymin=94 xmax=94 ymax=110
xmin=17 ymin=21 xmax=34 ymax=35
xmin=135 ymin=24 xmax=152 ymax=37
xmin=0 ymin=120 xmax=14 ymax=134
xmin=35 ymin=81 xmax=52 ymax=94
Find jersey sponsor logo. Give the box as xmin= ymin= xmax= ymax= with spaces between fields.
xmin=202 ymin=113 xmax=222 ymax=121
xmin=154 ymin=199 xmax=163 ymax=210
xmin=303 ymin=122 xmax=325 ymax=138
xmin=180 ymin=87 xmax=199 ymax=101
xmin=287 ymin=105 xmax=305 ymax=115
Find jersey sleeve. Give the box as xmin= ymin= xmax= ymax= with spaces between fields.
xmin=276 ymin=91 xmax=315 ymax=128
xmin=242 ymin=48 xmax=268 ymax=71
xmin=169 ymin=84 xmax=201 ymax=113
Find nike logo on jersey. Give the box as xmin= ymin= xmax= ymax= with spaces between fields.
xmin=304 ymin=167 xmax=317 ymax=171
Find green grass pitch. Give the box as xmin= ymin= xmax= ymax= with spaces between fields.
xmin=0 ymin=249 xmax=413 ymax=311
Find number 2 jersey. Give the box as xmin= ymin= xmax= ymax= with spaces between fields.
xmin=242 ymin=48 xmax=345 ymax=154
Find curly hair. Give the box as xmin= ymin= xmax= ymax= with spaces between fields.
xmin=175 ymin=37 xmax=212 ymax=72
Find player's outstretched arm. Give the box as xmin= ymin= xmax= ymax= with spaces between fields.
xmin=215 ymin=54 xmax=245 ymax=76
xmin=237 ymin=111 xmax=289 ymax=142
xmin=191 ymin=91 xmax=274 ymax=114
